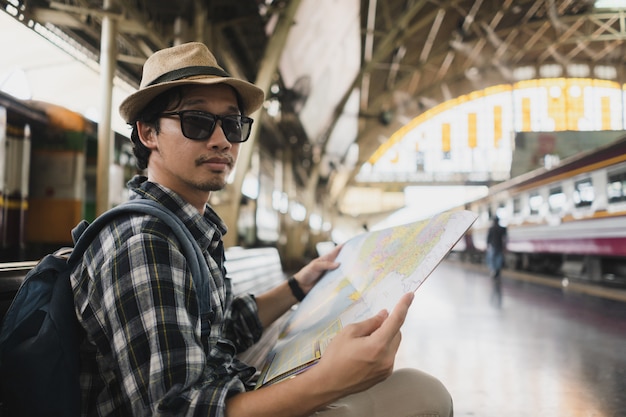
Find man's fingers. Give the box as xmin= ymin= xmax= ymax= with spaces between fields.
xmin=347 ymin=309 xmax=388 ymax=337
xmin=319 ymin=243 xmax=343 ymax=262
xmin=346 ymin=292 xmax=413 ymax=340
xmin=374 ymin=292 xmax=414 ymax=341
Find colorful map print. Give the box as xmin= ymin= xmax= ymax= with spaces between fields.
xmin=256 ymin=209 xmax=477 ymax=387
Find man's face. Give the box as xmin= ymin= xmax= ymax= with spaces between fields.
xmin=139 ymin=84 xmax=243 ymax=202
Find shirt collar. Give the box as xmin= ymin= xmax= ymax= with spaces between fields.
xmin=126 ymin=175 xmax=228 ymax=250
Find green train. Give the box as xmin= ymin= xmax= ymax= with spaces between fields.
xmin=0 ymin=90 xmax=135 ymax=261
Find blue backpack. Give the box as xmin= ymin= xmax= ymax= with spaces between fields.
xmin=0 ymin=199 xmax=210 ymax=417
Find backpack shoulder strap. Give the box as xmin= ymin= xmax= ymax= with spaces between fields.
xmin=68 ymin=199 xmax=211 ymax=313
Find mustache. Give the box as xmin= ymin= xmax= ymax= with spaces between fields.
xmin=195 ymin=153 xmax=234 ymax=167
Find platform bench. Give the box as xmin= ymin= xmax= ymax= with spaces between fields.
xmin=0 ymin=247 xmax=289 ymax=369
xmin=225 ymin=246 xmax=287 ymax=296
xmin=0 ymin=246 xmax=287 ymax=316
xmin=225 ymin=246 xmax=291 ymax=368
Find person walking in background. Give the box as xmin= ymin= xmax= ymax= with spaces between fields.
xmin=486 ymin=215 xmax=507 ymax=278
xmin=486 ymin=215 xmax=507 ymax=306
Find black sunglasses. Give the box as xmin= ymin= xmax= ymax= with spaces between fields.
xmin=160 ymin=110 xmax=253 ymax=143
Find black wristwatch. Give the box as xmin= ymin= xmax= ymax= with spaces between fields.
xmin=288 ymin=276 xmax=306 ymax=302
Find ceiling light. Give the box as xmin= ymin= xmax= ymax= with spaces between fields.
xmin=595 ymin=0 xmax=626 ymax=8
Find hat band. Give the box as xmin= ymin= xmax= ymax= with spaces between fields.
xmin=146 ymin=66 xmax=231 ymax=87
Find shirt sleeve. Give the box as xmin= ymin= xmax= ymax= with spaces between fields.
xmin=95 ymin=231 xmax=250 ymax=417
xmin=222 ymin=293 xmax=264 ymax=352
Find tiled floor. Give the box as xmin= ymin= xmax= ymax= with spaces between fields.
xmin=396 ymin=260 xmax=626 ymax=417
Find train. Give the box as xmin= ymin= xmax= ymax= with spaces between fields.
xmin=0 ymin=91 xmax=136 ymax=262
xmin=458 ymin=134 xmax=626 ymax=286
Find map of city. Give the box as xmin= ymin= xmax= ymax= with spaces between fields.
xmin=256 ymin=209 xmax=477 ymax=388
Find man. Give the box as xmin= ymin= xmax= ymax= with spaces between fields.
xmin=71 ymin=42 xmax=453 ymax=416
xmin=486 ymin=215 xmax=507 ymax=279
xmin=486 ymin=215 xmax=507 ymax=306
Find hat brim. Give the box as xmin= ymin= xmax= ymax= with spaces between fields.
xmin=119 ymin=77 xmax=265 ymax=123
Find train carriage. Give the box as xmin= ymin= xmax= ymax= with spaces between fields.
xmin=465 ymin=135 xmax=626 ymax=286
xmin=0 ymin=91 xmax=135 ymax=261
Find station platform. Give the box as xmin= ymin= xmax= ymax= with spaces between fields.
xmin=395 ymin=259 xmax=626 ymax=417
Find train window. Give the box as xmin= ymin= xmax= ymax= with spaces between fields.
xmin=548 ymin=186 xmax=565 ymax=213
xmin=607 ymin=171 xmax=626 ymax=203
xmin=529 ymin=191 xmax=542 ymax=215
xmin=513 ymin=197 xmax=521 ymax=215
xmin=479 ymin=206 xmax=489 ymax=223
xmin=573 ymin=177 xmax=594 ymax=207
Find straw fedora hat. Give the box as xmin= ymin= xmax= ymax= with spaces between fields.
xmin=119 ymin=42 xmax=265 ymax=123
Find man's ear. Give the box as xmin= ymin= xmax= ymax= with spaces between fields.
xmin=137 ymin=121 xmax=158 ymax=150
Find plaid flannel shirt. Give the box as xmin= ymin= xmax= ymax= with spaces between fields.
xmin=71 ymin=176 xmax=263 ymax=416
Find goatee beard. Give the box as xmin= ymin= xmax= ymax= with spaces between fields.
xmin=195 ymin=178 xmax=227 ymax=192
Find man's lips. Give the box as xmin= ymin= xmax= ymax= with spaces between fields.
xmin=197 ymin=156 xmax=233 ymax=170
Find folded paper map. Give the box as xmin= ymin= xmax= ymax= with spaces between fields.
xmin=256 ymin=209 xmax=477 ymax=388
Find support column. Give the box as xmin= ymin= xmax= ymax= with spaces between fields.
xmin=194 ymin=0 xmax=208 ymax=43
xmin=219 ymin=0 xmax=303 ymax=248
xmin=96 ymin=0 xmax=118 ymax=215
xmin=281 ymin=147 xmax=305 ymax=268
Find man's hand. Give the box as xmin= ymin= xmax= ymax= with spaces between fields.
xmin=311 ymin=291 xmax=415 ymax=397
xmin=227 ymin=292 xmax=415 ymax=417
xmin=255 ymin=244 xmax=342 ymax=327
xmin=293 ymin=244 xmax=342 ymax=293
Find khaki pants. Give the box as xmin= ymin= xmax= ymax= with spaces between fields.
xmin=312 ymin=368 xmax=453 ymax=417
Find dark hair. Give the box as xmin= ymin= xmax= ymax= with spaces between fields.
xmin=129 ymin=87 xmax=183 ymax=170
xmin=128 ymin=85 xmax=246 ymax=170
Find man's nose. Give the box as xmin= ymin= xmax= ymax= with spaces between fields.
xmin=207 ymin=120 xmax=231 ymax=149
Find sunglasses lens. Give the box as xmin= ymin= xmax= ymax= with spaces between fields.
xmin=222 ymin=116 xmax=250 ymax=143
xmin=180 ymin=113 xmax=216 ymax=140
